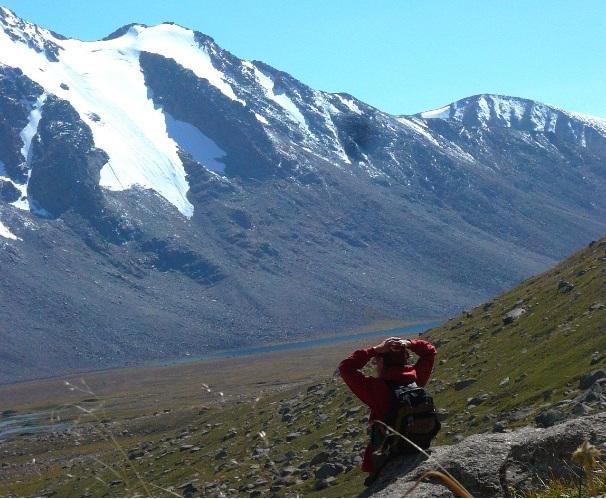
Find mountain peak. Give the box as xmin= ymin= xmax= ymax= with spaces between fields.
xmin=102 ymin=23 xmax=148 ymax=41
xmin=418 ymin=93 xmax=606 ymax=142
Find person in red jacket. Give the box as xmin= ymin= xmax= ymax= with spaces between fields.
xmin=338 ymin=336 xmax=437 ymax=482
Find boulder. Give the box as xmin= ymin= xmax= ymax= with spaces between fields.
xmin=454 ymin=378 xmax=477 ymax=391
xmin=557 ymin=280 xmax=575 ymax=293
xmin=535 ymin=409 xmax=569 ymax=428
xmin=315 ymin=463 xmax=343 ymax=480
xmin=579 ymin=369 xmax=606 ymax=390
xmin=366 ymin=413 xmax=606 ymax=498
xmin=503 ymin=307 xmax=526 ymax=325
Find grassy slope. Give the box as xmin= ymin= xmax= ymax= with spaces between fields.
xmin=0 ymin=237 xmax=605 ymax=497
xmin=423 ymin=236 xmax=606 ymax=440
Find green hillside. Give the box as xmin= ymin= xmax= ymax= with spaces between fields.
xmin=424 ymin=236 xmax=606 ymax=441
xmin=1 ymin=237 xmax=604 ymax=498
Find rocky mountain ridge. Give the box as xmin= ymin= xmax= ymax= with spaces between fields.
xmin=1 ymin=6 xmax=605 ymax=382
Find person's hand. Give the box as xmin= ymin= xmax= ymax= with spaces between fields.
xmin=373 ymin=337 xmax=409 ymax=354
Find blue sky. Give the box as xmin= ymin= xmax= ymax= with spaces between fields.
xmin=3 ymin=1 xmax=606 ymax=118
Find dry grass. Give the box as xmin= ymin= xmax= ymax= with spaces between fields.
xmin=0 ymin=321 xmax=419 ymax=416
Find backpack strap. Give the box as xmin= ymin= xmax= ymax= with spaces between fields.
xmin=385 ymin=380 xmax=418 ymax=391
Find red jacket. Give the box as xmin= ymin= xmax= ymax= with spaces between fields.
xmin=338 ymin=339 xmax=437 ymax=472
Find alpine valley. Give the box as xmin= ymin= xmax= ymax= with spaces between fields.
xmin=0 ymin=6 xmax=605 ymax=383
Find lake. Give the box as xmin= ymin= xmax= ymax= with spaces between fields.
xmin=156 ymin=320 xmax=442 ymax=365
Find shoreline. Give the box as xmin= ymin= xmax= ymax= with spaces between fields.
xmin=0 ymin=320 xmax=443 ymax=412
xmin=148 ymin=320 xmax=443 ymax=367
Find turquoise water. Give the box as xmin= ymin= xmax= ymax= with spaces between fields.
xmin=1 ymin=321 xmax=441 ymax=440
xmin=158 ymin=321 xmax=442 ymax=365
xmin=0 ymin=412 xmax=70 ymax=440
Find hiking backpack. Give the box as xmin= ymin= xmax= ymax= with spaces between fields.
xmin=372 ymin=382 xmax=441 ymax=457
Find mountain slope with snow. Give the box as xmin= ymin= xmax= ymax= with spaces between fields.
xmin=419 ymin=93 xmax=606 ymax=142
xmin=0 ymin=6 xmax=605 ymax=382
xmin=0 ymin=6 xmax=371 ymax=218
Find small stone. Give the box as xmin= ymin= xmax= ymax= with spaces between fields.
xmin=535 ymin=410 xmax=568 ymax=428
xmin=503 ymin=307 xmax=525 ymax=325
xmin=590 ymin=352 xmax=601 ymax=366
xmin=492 ymin=422 xmax=507 ymax=433
xmin=455 ymin=378 xmax=477 ymax=391
xmin=310 ymin=451 xmax=330 ymax=466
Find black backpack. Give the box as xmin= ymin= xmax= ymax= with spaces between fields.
xmin=372 ymin=382 xmax=441 ymax=457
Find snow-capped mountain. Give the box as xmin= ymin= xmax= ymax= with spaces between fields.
xmin=420 ymin=94 xmax=606 ymax=141
xmin=0 ymin=6 xmax=373 ymax=219
xmin=1 ymin=6 xmax=605 ymax=382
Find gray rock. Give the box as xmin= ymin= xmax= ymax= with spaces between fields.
xmin=128 ymin=450 xmax=144 ymax=460
xmin=285 ymin=432 xmax=301 ymax=442
xmin=315 ymin=477 xmax=336 ymax=491
xmin=272 ymin=454 xmax=289 ymax=464
xmin=181 ymin=483 xmax=198 ymax=497
xmin=580 ymin=369 xmax=606 ymax=390
xmin=492 ymin=421 xmax=507 ymax=433
xmin=315 ymin=463 xmax=343 ymax=479
xmin=280 ymin=466 xmax=298 ymax=477
xmin=311 ymin=451 xmax=330 ymax=466
xmin=534 ymin=409 xmax=568 ymax=428
xmin=454 ymin=378 xmax=477 ymax=391
xmin=503 ymin=307 xmax=526 ymax=325
xmin=509 ymin=406 xmax=535 ymax=422
xmin=557 ymin=280 xmax=575 ymax=293
xmin=571 ymin=403 xmax=593 ymax=416
xmin=367 ymin=413 xmax=606 ymax=498
xmin=435 ymin=409 xmax=451 ymax=422
xmin=346 ymin=406 xmax=363 ymax=417
xmin=467 ymin=393 xmax=489 ymax=408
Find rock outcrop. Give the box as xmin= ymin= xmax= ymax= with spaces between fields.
xmin=365 ymin=412 xmax=606 ymax=498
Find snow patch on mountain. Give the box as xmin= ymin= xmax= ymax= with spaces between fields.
xmin=0 ymin=12 xmax=260 ymax=218
xmin=397 ymin=116 xmax=441 ymax=147
xmin=420 ymin=105 xmax=451 ymax=120
xmin=396 ymin=116 xmax=476 ymax=165
xmin=312 ymin=92 xmax=351 ymax=163
xmin=55 ymin=36 xmax=194 ymax=217
xmin=127 ymin=24 xmax=243 ymax=105
xmin=243 ymin=61 xmax=308 ymax=131
xmin=414 ymin=94 xmax=606 ymax=155
xmin=163 ymin=109 xmax=227 ymax=174
xmin=0 ymin=218 xmax=19 ymax=240
xmin=335 ymin=94 xmax=362 ymax=115
xmin=564 ymin=109 xmax=606 ymax=135
xmin=254 ymin=113 xmax=269 ymax=125
xmin=2 ymin=93 xmax=47 ymax=213
xmin=20 ymin=94 xmax=46 ymax=164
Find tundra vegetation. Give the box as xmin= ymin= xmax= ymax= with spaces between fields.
xmin=0 ymin=237 xmax=605 ymax=497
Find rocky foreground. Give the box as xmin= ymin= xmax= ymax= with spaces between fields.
xmin=366 ymin=411 xmax=606 ymax=498
xmin=1 ymin=369 xmax=605 ymax=497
